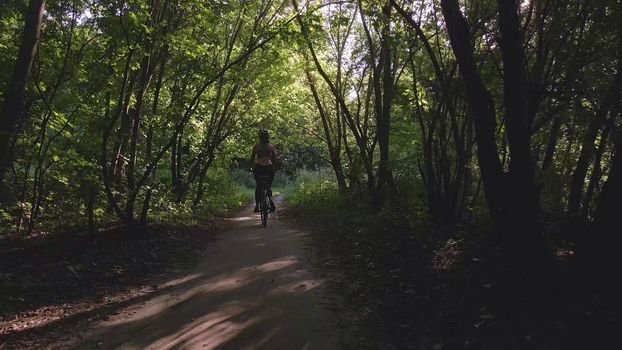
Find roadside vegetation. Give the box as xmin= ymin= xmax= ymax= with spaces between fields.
xmin=286 ymin=175 xmax=619 ymax=349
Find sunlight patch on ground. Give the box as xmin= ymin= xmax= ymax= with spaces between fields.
xmin=97 ymin=257 xmax=298 ymax=327
xmin=269 ymin=279 xmax=324 ymax=295
xmin=1 ymin=273 xmax=206 ymax=334
xmin=138 ymin=303 xmax=264 ymax=349
xmin=160 ymin=272 xmax=203 ymax=288
xmin=102 ymin=276 xmax=257 ymax=328
xmin=253 ymin=256 xmax=298 ymax=272
xmin=227 ymin=216 xmax=254 ymax=222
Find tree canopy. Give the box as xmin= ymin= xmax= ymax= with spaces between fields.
xmin=0 ymin=0 xmax=621 ymax=272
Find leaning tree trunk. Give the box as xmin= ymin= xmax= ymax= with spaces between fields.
xmin=591 ymin=14 xmax=622 ymax=260
xmin=567 ymin=28 xmax=622 ymax=217
xmin=442 ymin=0 xmax=551 ymax=270
xmin=0 ymin=0 xmax=46 ymax=204
xmin=567 ymin=97 xmax=617 ymax=217
xmin=439 ymin=0 xmax=506 ymax=226
xmin=541 ymin=115 xmax=562 ymax=171
xmin=592 ymin=130 xmax=622 ymax=233
xmin=304 ymin=68 xmax=347 ymax=192
xmin=581 ymin=124 xmax=611 ymax=219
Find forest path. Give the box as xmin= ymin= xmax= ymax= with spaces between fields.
xmin=72 ymin=198 xmax=344 ymax=349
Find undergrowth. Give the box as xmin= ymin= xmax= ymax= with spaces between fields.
xmin=152 ymin=168 xmax=252 ymax=225
xmin=285 ymin=178 xmax=621 ymax=349
xmin=1 ymin=168 xmax=255 ymax=238
xmin=287 ymin=178 xmax=427 ymax=233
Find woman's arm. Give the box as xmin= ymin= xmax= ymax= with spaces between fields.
xmin=249 ymin=144 xmax=256 ymax=169
xmin=271 ymin=145 xmax=278 ymax=170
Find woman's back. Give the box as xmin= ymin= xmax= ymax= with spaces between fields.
xmin=254 ymin=143 xmax=274 ymax=166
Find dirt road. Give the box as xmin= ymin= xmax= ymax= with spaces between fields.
xmin=71 ymin=202 xmax=345 ymax=349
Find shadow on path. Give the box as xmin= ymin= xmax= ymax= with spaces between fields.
xmin=28 ymin=201 xmax=345 ymax=349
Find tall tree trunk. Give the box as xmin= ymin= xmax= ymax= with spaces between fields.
xmin=541 ymin=115 xmax=562 ymax=171
xmin=140 ymin=54 xmax=166 ymax=225
xmin=140 ymin=125 xmax=154 ymax=225
xmin=0 ymin=0 xmax=46 ymax=204
xmin=193 ymin=153 xmax=216 ymax=207
xmin=498 ymin=0 xmax=545 ymax=257
xmin=440 ymin=0 xmax=506 ymax=226
xmin=174 ymin=129 xmax=184 ymax=196
xmin=375 ymin=2 xmax=396 ymax=196
xmin=111 ymin=70 xmax=138 ymax=185
xmin=442 ymin=0 xmax=551 ymax=269
xmin=171 ymin=133 xmax=178 ymax=188
xmin=125 ymin=53 xmax=155 ymax=222
xmin=86 ymin=184 xmax=96 ymax=234
xmin=304 ymin=68 xmax=347 ymax=192
xmin=102 ymin=48 xmax=136 ymax=223
xmin=112 ymin=106 xmax=134 ymax=184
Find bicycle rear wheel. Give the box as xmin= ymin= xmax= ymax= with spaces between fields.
xmin=259 ymin=185 xmax=269 ymax=227
xmin=261 ymin=210 xmax=267 ymax=227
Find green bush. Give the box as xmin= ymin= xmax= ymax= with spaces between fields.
xmin=287 ymin=174 xmax=428 ymax=232
xmin=288 ymin=180 xmax=341 ymax=210
xmin=152 ymin=168 xmax=252 ymax=224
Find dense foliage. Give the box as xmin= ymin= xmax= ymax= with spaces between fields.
xmin=1 ymin=0 xmax=621 ymax=274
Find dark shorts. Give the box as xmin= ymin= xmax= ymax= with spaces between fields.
xmin=253 ymin=164 xmax=275 ymax=179
xmin=253 ymin=164 xmax=275 ymax=202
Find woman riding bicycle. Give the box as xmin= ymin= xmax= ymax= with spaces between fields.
xmin=249 ymin=128 xmax=276 ymax=213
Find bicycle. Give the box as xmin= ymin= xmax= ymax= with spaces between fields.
xmin=257 ymin=174 xmax=272 ymax=227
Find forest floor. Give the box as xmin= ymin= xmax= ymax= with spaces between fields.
xmin=284 ymin=205 xmax=622 ymax=349
xmin=1 ymin=198 xmax=621 ymax=349
xmin=0 ymin=198 xmax=355 ymax=349
xmin=0 ymin=219 xmax=226 ymax=348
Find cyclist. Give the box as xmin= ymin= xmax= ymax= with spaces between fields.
xmin=249 ymin=128 xmax=276 ymax=213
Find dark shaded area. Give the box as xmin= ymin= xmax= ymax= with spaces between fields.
xmin=0 ymin=221 xmax=222 ymax=338
xmin=286 ymin=205 xmax=622 ymax=349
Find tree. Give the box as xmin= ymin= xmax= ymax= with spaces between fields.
xmin=0 ymin=0 xmax=46 ymax=205
xmin=440 ymin=0 xmax=550 ymax=268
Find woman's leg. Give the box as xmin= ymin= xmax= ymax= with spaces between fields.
xmin=268 ymin=166 xmax=276 ymax=211
xmin=267 ymin=166 xmax=275 ymax=197
xmin=253 ymin=166 xmax=261 ymax=210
